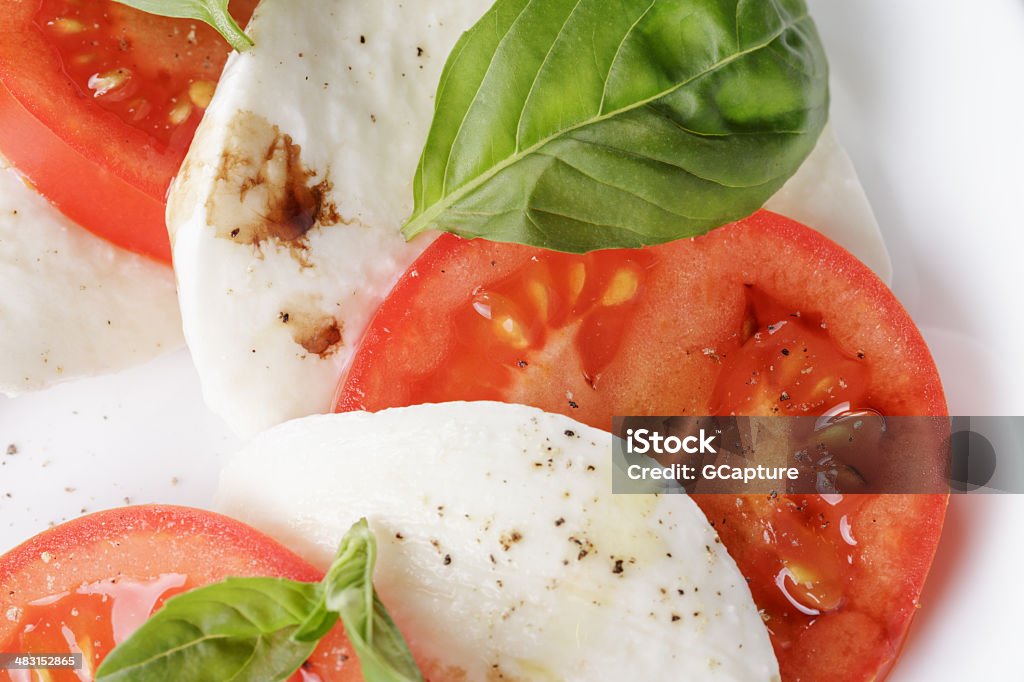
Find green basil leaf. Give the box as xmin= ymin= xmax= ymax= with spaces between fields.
xmin=94 ymin=578 xmax=320 ymax=682
xmin=94 ymin=519 xmax=423 ymax=682
xmin=405 ymin=0 xmax=828 ymax=252
xmin=323 ymin=519 xmax=424 ymax=682
xmin=292 ymin=586 xmax=339 ymax=643
xmin=112 ymin=0 xmax=254 ymax=51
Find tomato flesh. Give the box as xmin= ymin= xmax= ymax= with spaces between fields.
xmin=0 ymin=0 xmax=257 ymax=261
xmin=0 ymin=506 xmax=360 ymax=681
xmin=335 ymin=211 xmax=948 ymax=681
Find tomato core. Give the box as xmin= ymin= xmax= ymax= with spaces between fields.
xmin=710 ymin=286 xmax=871 ymax=416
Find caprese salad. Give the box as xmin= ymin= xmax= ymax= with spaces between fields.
xmin=0 ymin=1 xmax=949 ymax=681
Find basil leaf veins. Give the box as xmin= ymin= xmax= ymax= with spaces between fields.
xmin=95 ymin=518 xmax=421 ymax=682
xmin=112 ymin=0 xmax=254 ymax=52
xmin=405 ymin=0 xmax=829 ymax=252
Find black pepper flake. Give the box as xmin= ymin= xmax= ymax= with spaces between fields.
xmin=279 ymin=312 xmax=290 ymax=324
xmin=564 ymin=429 xmax=575 ymax=438
xmin=671 ymin=614 xmax=681 ymax=622
xmin=554 ymin=517 xmax=565 ymax=527
xmin=779 ymin=391 xmax=791 ymax=402
xmin=516 ymin=360 xmax=528 ymax=368
xmin=612 ymin=559 xmax=625 ymax=575
xmin=568 ymin=400 xmax=579 ymax=409
xmin=781 ymin=348 xmax=790 ymax=356
xmin=569 ymin=536 xmax=593 ymax=560
xmin=230 ymin=228 xmax=241 ymax=238
xmin=359 ymin=35 xmax=366 ymax=44
xmin=443 ymin=554 xmax=452 ymax=566
xmin=499 ymin=530 xmax=523 ymax=551
xmin=416 ymin=46 xmax=424 ymax=57
xmin=857 ymin=351 xmax=866 ymax=359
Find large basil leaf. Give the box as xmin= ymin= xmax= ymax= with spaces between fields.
xmin=405 ymin=0 xmax=828 ymax=252
xmin=94 ymin=578 xmax=320 ymax=682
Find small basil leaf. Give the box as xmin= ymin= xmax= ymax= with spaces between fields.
xmin=405 ymin=0 xmax=828 ymax=252
xmin=112 ymin=0 xmax=254 ymax=52
xmin=94 ymin=578 xmax=320 ymax=682
xmin=324 ymin=519 xmax=424 ymax=682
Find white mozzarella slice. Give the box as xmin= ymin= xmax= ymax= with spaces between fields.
xmin=170 ymin=0 xmax=890 ymax=437
xmin=0 ymin=157 xmax=182 ymax=395
xmin=766 ymin=124 xmax=892 ymax=283
xmin=168 ymin=0 xmax=492 ymax=437
xmin=218 ymin=401 xmax=780 ymax=681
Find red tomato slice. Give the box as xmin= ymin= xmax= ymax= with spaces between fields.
xmin=0 ymin=0 xmax=257 ymax=262
xmin=0 ymin=506 xmax=361 ymax=681
xmin=335 ymin=210 xmax=948 ymax=682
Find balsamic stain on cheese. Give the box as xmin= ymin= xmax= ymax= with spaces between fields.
xmin=208 ymin=110 xmax=343 ymax=262
xmin=277 ymin=302 xmax=344 ymax=358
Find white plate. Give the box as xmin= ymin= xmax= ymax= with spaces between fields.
xmin=1 ymin=1 xmax=1022 ymax=679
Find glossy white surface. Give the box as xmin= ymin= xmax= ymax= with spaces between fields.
xmin=1 ymin=1 xmax=1022 ymax=679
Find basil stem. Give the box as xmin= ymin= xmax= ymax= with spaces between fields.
xmin=112 ymin=0 xmax=254 ymax=52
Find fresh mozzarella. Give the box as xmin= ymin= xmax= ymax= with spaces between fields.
xmin=218 ymin=401 xmax=780 ymax=681
xmin=0 ymin=157 xmax=182 ymax=395
xmin=169 ymin=0 xmax=890 ymax=437
xmin=168 ymin=0 xmax=492 ymax=437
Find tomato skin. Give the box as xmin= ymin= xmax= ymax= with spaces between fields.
xmin=0 ymin=80 xmax=171 ymax=261
xmin=0 ymin=1 xmax=256 ymax=262
xmin=0 ymin=506 xmax=361 ymax=681
xmin=335 ymin=211 xmax=949 ymax=682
